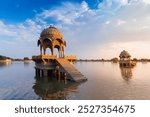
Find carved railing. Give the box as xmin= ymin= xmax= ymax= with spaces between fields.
xmin=32 ymin=55 xmax=57 ymax=60
xmin=64 ymin=56 xmax=77 ymax=60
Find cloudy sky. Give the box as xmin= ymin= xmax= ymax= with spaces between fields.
xmin=0 ymin=0 xmax=150 ymax=59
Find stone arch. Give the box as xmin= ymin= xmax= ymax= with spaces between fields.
xmin=37 ymin=40 xmax=41 ymax=46
xmin=45 ymin=47 xmax=52 ymax=55
xmin=53 ymin=45 xmax=60 ymax=57
xmin=42 ymin=38 xmax=52 ymax=45
xmin=56 ymin=38 xmax=63 ymax=43
xmin=42 ymin=38 xmax=53 ymax=55
xmin=123 ymin=63 xmax=126 ymax=67
xmin=53 ymin=39 xmax=61 ymax=47
xmin=37 ymin=40 xmax=43 ymax=55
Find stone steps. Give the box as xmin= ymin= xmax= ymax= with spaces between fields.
xmin=56 ymin=58 xmax=87 ymax=82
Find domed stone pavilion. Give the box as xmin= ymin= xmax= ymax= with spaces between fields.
xmin=119 ymin=50 xmax=136 ymax=67
xmin=32 ymin=26 xmax=87 ymax=82
xmin=119 ymin=50 xmax=131 ymax=59
xmin=37 ymin=26 xmax=66 ymax=57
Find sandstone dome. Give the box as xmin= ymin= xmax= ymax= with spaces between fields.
xmin=40 ymin=26 xmax=63 ymax=40
xmin=119 ymin=50 xmax=131 ymax=58
xmin=38 ymin=26 xmax=66 ymax=57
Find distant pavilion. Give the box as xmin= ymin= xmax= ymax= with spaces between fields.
xmin=119 ymin=50 xmax=136 ymax=67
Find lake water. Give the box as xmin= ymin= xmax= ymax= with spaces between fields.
xmin=0 ymin=61 xmax=150 ymax=100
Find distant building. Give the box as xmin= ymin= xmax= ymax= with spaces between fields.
xmin=111 ymin=57 xmax=118 ymax=63
xmin=24 ymin=57 xmax=29 ymax=60
xmin=119 ymin=50 xmax=136 ymax=67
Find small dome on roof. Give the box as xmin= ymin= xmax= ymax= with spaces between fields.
xmin=119 ymin=50 xmax=131 ymax=58
xmin=40 ymin=26 xmax=63 ymax=40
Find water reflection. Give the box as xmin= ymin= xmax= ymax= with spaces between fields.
xmin=0 ymin=62 xmax=11 ymax=68
xmin=120 ymin=67 xmax=132 ymax=80
xmin=33 ymin=77 xmax=82 ymax=100
xmin=2 ymin=62 xmax=150 ymax=99
xmin=24 ymin=61 xmax=33 ymax=66
xmin=24 ymin=62 xmax=30 ymax=66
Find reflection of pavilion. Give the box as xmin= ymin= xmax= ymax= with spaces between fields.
xmin=120 ymin=67 xmax=132 ymax=80
xmin=32 ymin=78 xmax=81 ymax=100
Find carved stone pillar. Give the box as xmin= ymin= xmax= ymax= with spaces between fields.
xmin=51 ymin=45 xmax=54 ymax=55
xmin=44 ymin=48 xmax=46 ymax=55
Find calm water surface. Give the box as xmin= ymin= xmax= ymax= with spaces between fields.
xmin=0 ymin=61 xmax=150 ymax=100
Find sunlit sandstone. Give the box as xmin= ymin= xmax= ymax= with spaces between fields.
xmin=32 ymin=26 xmax=87 ymax=82
xmin=119 ymin=50 xmax=136 ymax=67
xmin=0 ymin=59 xmax=12 ymax=63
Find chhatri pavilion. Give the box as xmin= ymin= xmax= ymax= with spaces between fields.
xmin=37 ymin=26 xmax=66 ymax=58
xmin=119 ymin=50 xmax=136 ymax=67
xmin=32 ymin=26 xmax=87 ymax=82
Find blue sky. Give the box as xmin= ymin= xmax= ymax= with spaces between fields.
xmin=0 ymin=0 xmax=100 ymax=23
xmin=0 ymin=0 xmax=150 ymax=59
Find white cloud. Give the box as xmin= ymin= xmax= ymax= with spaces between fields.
xmin=142 ymin=0 xmax=150 ymax=4
xmin=81 ymin=1 xmax=89 ymax=12
xmin=0 ymin=21 xmax=17 ymax=37
xmin=0 ymin=19 xmax=43 ymax=42
xmin=119 ymin=0 xmax=129 ymax=5
xmin=49 ymin=0 xmax=150 ymax=58
xmin=98 ymin=0 xmax=129 ymax=11
xmin=0 ymin=19 xmax=43 ymax=58
xmin=132 ymin=18 xmax=137 ymax=22
xmin=38 ymin=1 xmax=95 ymax=25
xmin=117 ymin=19 xmax=126 ymax=26
xmin=105 ymin=21 xmax=110 ymax=24
xmin=141 ymin=26 xmax=149 ymax=30
xmin=1 ymin=0 xmax=150 ymax=58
